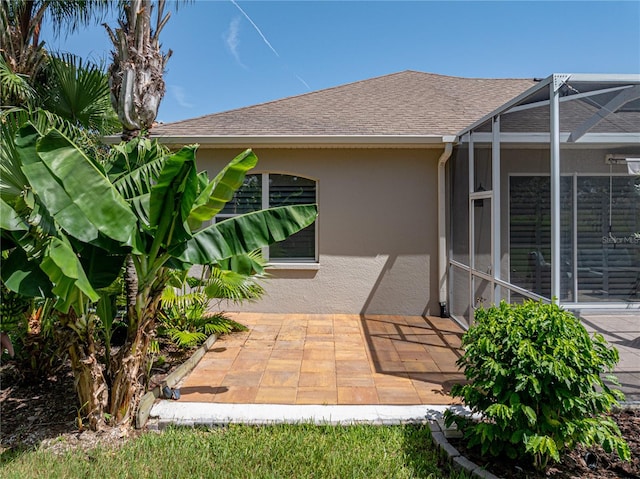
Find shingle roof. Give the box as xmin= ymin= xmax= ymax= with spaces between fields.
xmin=151 ymin=71 xmax=536 ymax=139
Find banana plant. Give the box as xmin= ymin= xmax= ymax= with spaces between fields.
xmin=1 ymin=124 xmax=317 ymax=428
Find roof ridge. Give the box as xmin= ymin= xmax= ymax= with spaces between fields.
xmin=161 ymin=70 xmax=455 ymax=126
xmin=153 ymin=71 xmax=536 ymax=137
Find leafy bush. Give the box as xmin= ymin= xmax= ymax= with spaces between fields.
xmin=158 ymin=309 xmax=246 ymax=349
xmin=157 ymin=266 xmax=258 ymax=348
xmin=444 ymin=300 xmax=630 ymax=470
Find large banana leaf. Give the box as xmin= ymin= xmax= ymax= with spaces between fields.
xmin=0 ymin=198 xmax=27 ymax=231
xmin=1 ymin=107 xmax=106 ymax=204
xmin=0 ymin=110 xmax=30 ymax=203
xmin=149 ymin=145 xmax=198 ymax=246
xmin=35 ymin=128 xmax=138 ymax=245
xmin=76 ymin=243 xmax=126 ymax=290
xmin=174 ymin=204 xmax=317 ymax=265
xmin=16 ymin=125 xmax=137 ymax=246
xmin=40 ymin=236 xmax=99 ymax=312
xmin=17 ymin=125 xmax=100 ymax=243
xmin=187 ymin=149 xmax=258 ymax=231
xmin=1 ymin=248 xmax=53 ymax=298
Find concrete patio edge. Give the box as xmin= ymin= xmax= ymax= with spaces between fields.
xmin=148 ymin=402 xmax=452 ymax=426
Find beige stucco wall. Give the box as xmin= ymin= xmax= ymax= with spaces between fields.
xmin=194 ymin=146 xmax=443 ymax=315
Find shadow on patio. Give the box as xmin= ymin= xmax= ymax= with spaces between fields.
xmin=359 ymin=314 xmax=465 ymax=392
xmin=175 ymin=313 xmax=466 ymax=406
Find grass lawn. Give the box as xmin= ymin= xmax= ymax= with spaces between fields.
xmin=0 ymin=424 xmax=465 ymax=478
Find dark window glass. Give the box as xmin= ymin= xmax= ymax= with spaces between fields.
xmin=218 ymin=173 xmax=317 ymax=261
xmin=269 ymin=175 xmax=316 ymax=261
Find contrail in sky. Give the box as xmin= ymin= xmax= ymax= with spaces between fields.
xmin=230 ymin=0 xmax=279 ymax=57
xmin=229 ymin=0 xmax=311 ymax=90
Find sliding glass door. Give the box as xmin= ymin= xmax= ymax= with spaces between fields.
xmin=509 ymin=174 xmax=639 ymax=303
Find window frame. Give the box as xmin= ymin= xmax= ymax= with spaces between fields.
xmin=215 ymin=172 xmax=319 ymax=266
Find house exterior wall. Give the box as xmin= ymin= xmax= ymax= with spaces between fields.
xmin=194 ymin=146 xmax=442 ymax=315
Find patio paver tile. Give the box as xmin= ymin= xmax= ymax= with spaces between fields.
xmin=300 ymin=359 xmax=335 ymax=372
xmin=335 ymin=360 xmax=372 ymax=374
xmin=371 ymin=360 xmax=407 ymax=374
xmin=196 ymin=358 xmax=235 ymax=370
xmin=265 ymin=359 xmax=301 ymax=371
xmin=230 ymin=358 xmax=268 ymax=372
xmin=244 ymin=339 xmax=275 ymax=349
xmin=235 ymin=349 xmax=272 ymax=361
xmin=303 ymin=349 xmax=335 ymax=361
xmin=376 ymin=387 xmax=421 ymax=404
xmin=205 ymin=346 xmax=242 ymax=358
xmin=403 ymin=359 xmax=440 ymax=373
xmin=334 ymin=348 xmax=369 ymax=360
xmin=255 ymin=387 xmax=298 ymax=404
xmin=372 ymin=372 xmax=411 ymax=387
xmin=296 ymin=387 xmax=338 ymax=404
xmin=182 ymin=369 xmax=227 ymax=387
xmin=223 ymin=370 xmax=264 ymax=387
xmin=298 ymin=371 xmax=336 ymax=388
xmin=338 ymin=387 xmax=380 ymax=404
xmin=269 ymin=349 xmax=305 ymax=360
xmin=307 ymin=325 xmax=334 ymax=335
xmin=336 ymin=375 xmax=376 ymax=387
xmin=273 ymin=340 xmax=305 ymax=350
xmin=304 ymin=337 xmax=335 ymax=345
xmin=260 ymin=370 xmax=300 ymax=388
xmin=212 ymin=386 xmax=258 ymax=403
xmin=369 ymin=349 xmax=402 ymax=362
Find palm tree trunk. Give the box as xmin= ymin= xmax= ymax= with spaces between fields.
xmin=105 ymin=0 xmax=172 ymax=140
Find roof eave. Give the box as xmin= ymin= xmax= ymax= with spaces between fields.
xmin=103 ymin=134 xmax=458 ymax=148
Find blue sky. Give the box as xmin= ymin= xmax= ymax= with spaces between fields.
xmin=42 ymin=0 xmax=640 ymax=124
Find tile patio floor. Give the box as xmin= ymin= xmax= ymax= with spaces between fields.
xmin=580 ymin=311 xmax=640 ymax=402
xmin=176 ymin=313 xmax=466 ymax=406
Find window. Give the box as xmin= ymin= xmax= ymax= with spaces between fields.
xmin=217 ymin=173 xmax=317 ymax=262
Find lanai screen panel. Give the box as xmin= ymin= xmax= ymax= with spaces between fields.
xmin=558 ymin=81 xmax=640 ymax=303
xmin=449 ymin=75 xmax=639 ymax=327
xmin=450 ymin=145 xmax=469 ymax=266
xmin=503 ymin=77 xmax=640 ymax=304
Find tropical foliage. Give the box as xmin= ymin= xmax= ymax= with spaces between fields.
xmin=158 ymin=263 xmax=263 ymax=349
xmin=444 ymin=300 xmax=630 ymax=471
xmin=1 ymin=125 xmax=317 ymax=429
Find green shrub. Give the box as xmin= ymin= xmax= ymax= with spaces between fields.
xmin=444 ymin=300 xmax=630 ymax=471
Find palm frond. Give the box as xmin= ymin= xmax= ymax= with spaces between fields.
xmin=166 ymin=329 xmax=207 ymax=348
xmin=203 ymin=252 xmax=267 ymax=303
xmin=162 ymin=312 xmax=246 ymax=349
xmin=39 ymin=53 xmax=119 ymax=134
xmin=45 ymin=0 xmax=116 ymax=37
xmin=160 ymin=287 xmax=202 ymax=312
xmin=0 ymin=56 xmax=36 ymax=106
